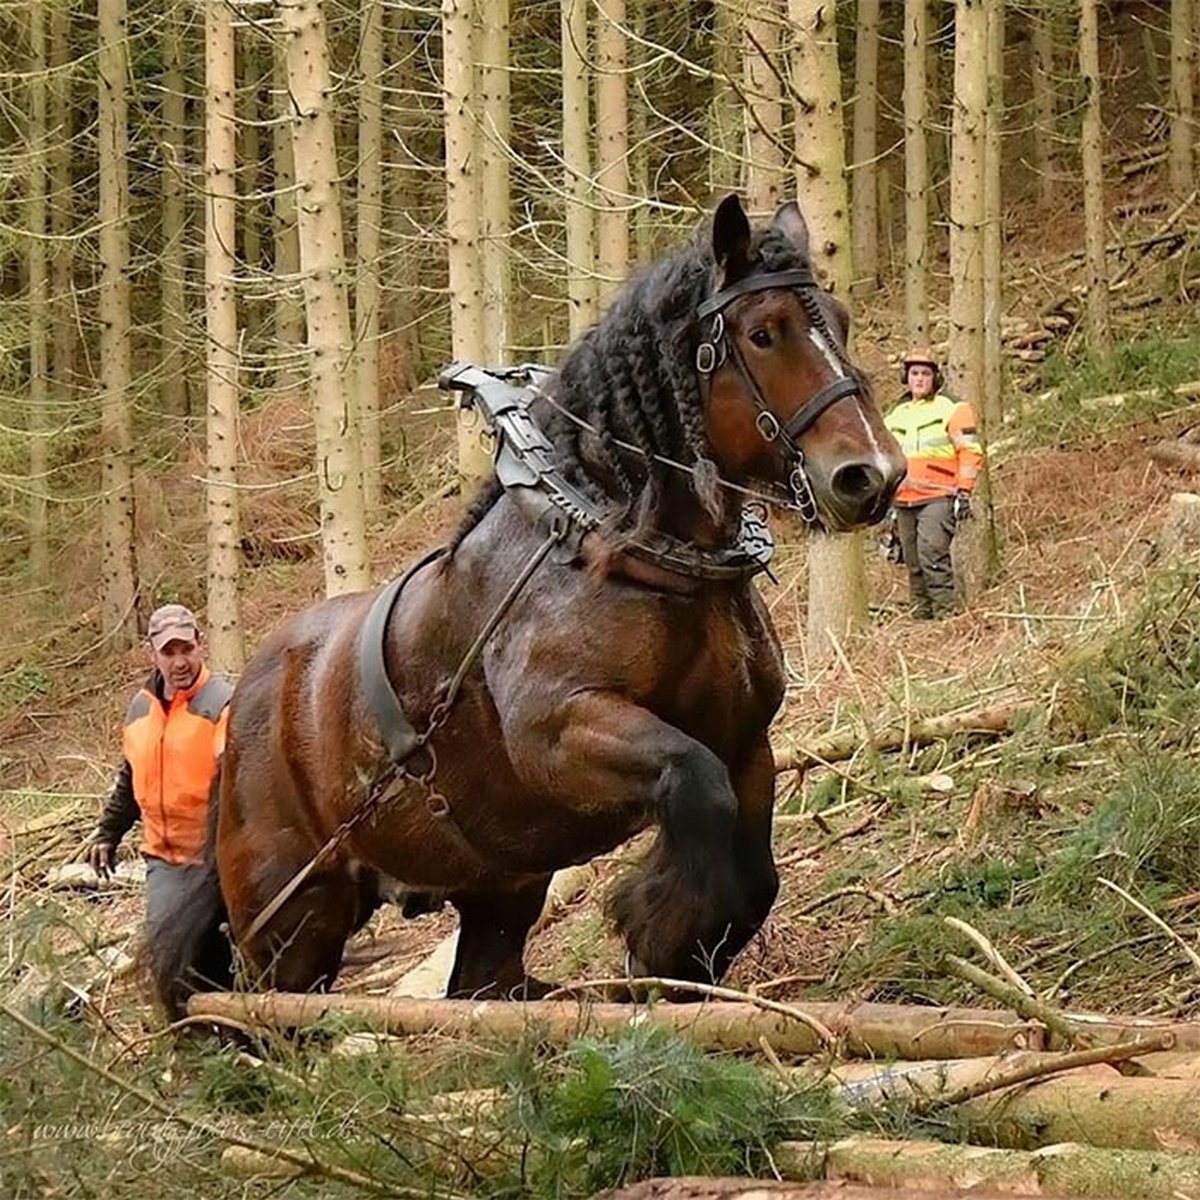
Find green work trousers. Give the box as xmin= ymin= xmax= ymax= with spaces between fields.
xmin=895 ymin=498 xmax=957 ymax=618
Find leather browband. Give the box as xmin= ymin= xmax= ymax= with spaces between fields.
xmin=695 ymin=268 xmax=817 ymax=320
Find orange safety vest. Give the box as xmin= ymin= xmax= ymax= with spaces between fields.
xmin=121 ymin=666 xmax=231 ymax=864
xmin=884 ymin=391 xmax=983 ymax=506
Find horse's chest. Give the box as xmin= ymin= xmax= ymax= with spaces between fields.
xmin=662 ymin=602 xmax=783 ymax=743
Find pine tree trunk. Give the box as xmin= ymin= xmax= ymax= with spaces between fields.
xmin=278 ymin=0 xmax=369 ymax=596
xmin=744 ymin=0 xmax=784 ymax=213
xmin=982 ymin=0 xmax=1004 ymax=430
xmin=442 ymin=0 xmax=490 ymax=489
xmin=1169 ymin=0 xmax=1194 ymax=193
xmin=903 ymin=0 xmax=929 ymax=344
xmin=27 ymin=0 xmax=49 ymax=586
xmin=595 ymin=0 xmax=629 ymax=308
xmin=239 ymin=41 xmax=263 ymax=342
xmin=947 ymin=0 xmax=987 ymax=407
xmin=160 ymin=13 xmax=190 ymax=418
xmin=49 ymin=0 xmax=74 ymax=405
xmin=205 ymin=0 xmax=244 ymax=671
xmin=479 ymin=0 xmax=511 ymax=361
xmin=709 ymin=0 xmax=742 ymax=194
xmin=562 ymin=0 xmax=597 ymax=337
xmin=1079 ymin=0 xmax=1111 ymax=358
xmin=1031 ymin=5 xmax=1058 ymax=210
xmin=850 ymin=0 xmax=880 ymax=295
xmin=355 ymin=0 xmax=384 ymax=512
xmin=272 ymin=45 xmax=305 ymax=398
xmin=627 ymin=0 xmax=652 ymax=260
xmin=790 ymin=0 xmax=866 ymax=662
xmin=98 ymin=0 xmax=140 ymax=647
xmin=384 ymin=19 xmax=420 ymax=379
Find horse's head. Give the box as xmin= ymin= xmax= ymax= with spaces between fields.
xmin=697 ymin=195 xmax=905 ymax=532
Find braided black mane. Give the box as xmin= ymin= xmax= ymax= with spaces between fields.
xmin=451 ymin=212 xmax=817 ymax=548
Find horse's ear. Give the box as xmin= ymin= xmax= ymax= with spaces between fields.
xmin=772 ymin=201 xmax=811 ymax=258
xmin=712 ymin=194 xmax=753 ymax=281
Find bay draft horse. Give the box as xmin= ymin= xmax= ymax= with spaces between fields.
xmin=170 ymin=196 xmax=905 ymax=1011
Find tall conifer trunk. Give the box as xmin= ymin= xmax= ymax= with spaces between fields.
xmin=744 ymin=0 xmax=784 ymax=213
xmin=356 ymin=0 xmax=385 ymax=512
xmin=1079 ymin=0 xmax=1111 ymax=358
xmin=850 ymin=0 xmax=880 ymax=294
xmin=903 ymin=0 xmax=929 ymax=344
xmin=595 ymin=0 xmax=629 ymax=307
xmin=161 ymin=13 xmax=190 ymax=418
xmin=28 ymin=0 xmax=50 ymax=585
xmin=98 ymin=0 xmax=139 ymax=646
xmin=790 ymin=0 xmax=866 ymax=663
xmin=479 ymin=0 xmax=511 ymax=361
xmin=562 ymin=0 xmax=597 ymax=337
xmin=278 ymin=0 xmax=369 ymax=595
xmin=205 ymin=0 xmax=244 ymax=669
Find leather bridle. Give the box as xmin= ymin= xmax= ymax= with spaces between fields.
xmin=694 ymin=267 xmax=865 ymax=524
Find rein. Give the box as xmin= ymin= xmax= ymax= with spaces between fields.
xmin=694 ymin=266 xmax=866 ymax=525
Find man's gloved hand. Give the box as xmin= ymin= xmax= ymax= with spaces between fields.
xmin=952 ymin=490 xmax=972 ymax=523
xmin=87 ymin=840 xmax=115 ymax=880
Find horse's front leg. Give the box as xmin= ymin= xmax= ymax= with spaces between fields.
xmin=521 ymin=692 xmax=758 ymax=985
xmin=727 ymin=735 xmax=781 ymax=959
xmin=445 ymin=874 xmax=554 ymax=999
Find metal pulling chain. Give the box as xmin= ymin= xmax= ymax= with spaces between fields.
xmin=239 ymin=523 xmax=568 ymax=950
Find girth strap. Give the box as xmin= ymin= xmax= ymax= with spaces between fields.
xmin=358 ymin=544 xmax=448 ymax=764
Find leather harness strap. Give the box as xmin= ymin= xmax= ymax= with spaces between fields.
xmin=357 ymin=544 xmax=448 ymax=765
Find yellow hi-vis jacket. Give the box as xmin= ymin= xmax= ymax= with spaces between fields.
xmin=884 ymin=391 xmax=983 ymax=506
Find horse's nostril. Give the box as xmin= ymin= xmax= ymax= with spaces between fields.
xmin=831 ymin=462 xmax=885 ymax=502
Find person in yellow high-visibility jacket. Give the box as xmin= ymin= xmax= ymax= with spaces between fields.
xmin=883 ymin=349 xmax=983 ymax=619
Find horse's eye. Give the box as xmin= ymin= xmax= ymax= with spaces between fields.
xmin=748 ymin=328 xmax=772 ymax=349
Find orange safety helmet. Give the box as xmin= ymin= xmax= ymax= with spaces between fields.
xmin=901 ymin=347 xmax=942 ymax=389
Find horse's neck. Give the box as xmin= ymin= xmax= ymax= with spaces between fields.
xmin=656 ymin=472 xmax=741 ymax=551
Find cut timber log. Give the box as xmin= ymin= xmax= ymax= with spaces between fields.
xmin=593 ymin=1182 xmax=1076 ymax=1200
xmin=187 ymin=993 xmax=1200 ymax=1062
xmin=779 ymin=1136 xmax=1200 ymax=1200
xmin=815 ymin=1058 xmax=1200 ymax=1151
xmin=772 ymin=703 xmax=1027 ymax=773
xmin=1080 ymin=379 xmax=1200 ymax=411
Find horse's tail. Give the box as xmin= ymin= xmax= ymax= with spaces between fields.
xmin=145 ymin=769 xmax=233 ymax=1022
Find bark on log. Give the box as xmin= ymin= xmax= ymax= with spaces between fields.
xmin=814 ymin=1058 xmax=1200 ymax=1151
xmin=187 ymin=992 xmax=1200 ymax=1062
xmin=780 ymin=1135 xmax=1200 ymax=1199
xmin=592 ymin=1182 xmax=1075 ymax=1200
xmin=772 ymin=703 xmax=1028 ymax=773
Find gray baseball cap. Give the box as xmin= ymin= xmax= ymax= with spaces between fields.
xmin=147 ymin=604 xmax=201 ymax=650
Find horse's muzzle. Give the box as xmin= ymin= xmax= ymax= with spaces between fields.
xmin=822 ymin=458 xmax=904 ymax=530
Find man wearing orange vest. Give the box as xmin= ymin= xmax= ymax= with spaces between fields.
xmin=884 ymin=349 xmax=983 ymax=619
xmin=86 ymin=603 xmax=232 ymax=1015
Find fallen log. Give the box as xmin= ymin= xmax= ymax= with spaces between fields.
xmin=187 ymin=992 xmax=1200 ymax=1062
xmin=816 ymin=1057 xmax=1200 ymax=1151
xmin=188 ymin=993 xmax=1039 ymax=1058
xmin=593 ymin=1181 xmax=1076 ymax=1200
xmin=779 ymin=1136 xmax=1200 ymax=1200
xmin=772 ymin=702 xmax=1028 ymax=773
